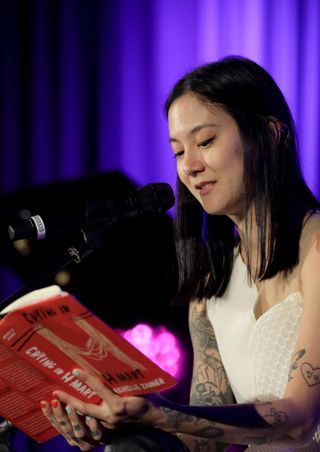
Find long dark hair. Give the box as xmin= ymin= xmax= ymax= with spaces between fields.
xmin=165 ymin=56 xmax=319 ymax=304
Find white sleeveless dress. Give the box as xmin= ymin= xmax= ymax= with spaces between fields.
xmin=206 ymin=252 xmax=320 ymax=451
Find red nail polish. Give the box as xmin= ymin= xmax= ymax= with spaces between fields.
xmin=51 ymin=400 xmax=59 ymax=409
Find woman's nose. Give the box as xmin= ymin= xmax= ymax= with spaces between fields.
xmin=182 ymin=150 xmax=204 ymax=177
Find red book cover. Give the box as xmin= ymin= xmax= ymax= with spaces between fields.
xmin=0 ymin=286 xmax=177 ymax=442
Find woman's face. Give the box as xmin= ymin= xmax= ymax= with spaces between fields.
xmin=168 ymin=92 xmax=245 ymax=219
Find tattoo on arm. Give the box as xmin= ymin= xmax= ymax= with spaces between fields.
xmin=193 ymin=439 xmax=212 ymax=452
xmin=189 ymin=301 xmax=234 ymax=407
xmin=241 ymin=436 xmax=273 ymax=445
xmin=288 ymin=349 xmax=305 ymax=381
xmin=162 ymin=407 xmax=224 ymax=438
xmin=289 ymin=349 xmax=320 ymax=388
xmin=301 ymin=362 xmax=320 ymax=386
xmin=262 ymin=408 xmax=288 ymax=429
xmin=162 ymin=406 xmax=198 ymax=430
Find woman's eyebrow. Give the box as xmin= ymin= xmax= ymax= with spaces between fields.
xmin=169 ymin=123 xmax=218 ymax=143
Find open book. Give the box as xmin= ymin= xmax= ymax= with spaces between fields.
xmin=0 ymin=286 xmax=177 ymax=442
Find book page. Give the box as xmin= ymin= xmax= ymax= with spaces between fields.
xmin=0 ymin=285 xmax=63 ymax=315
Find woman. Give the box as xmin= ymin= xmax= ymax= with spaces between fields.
xmin=41 ymin=56 xmax=320 ymax=451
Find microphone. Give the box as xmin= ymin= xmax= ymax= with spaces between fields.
xmin=8 ymin=182 xmax=175 ymax=241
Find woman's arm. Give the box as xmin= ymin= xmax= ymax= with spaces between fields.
xmin=46 ymin=369 xmax=300 ymax=448
xmin=189 ymin=299 xmax=234 ymax=406
xmin=178 ymin=299 xmax=234 ymax=451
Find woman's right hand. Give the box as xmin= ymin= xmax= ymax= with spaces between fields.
xmin=41 ymin=399 xmax=108 ymax=451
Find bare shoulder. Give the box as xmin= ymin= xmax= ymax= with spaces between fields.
xmin=300 ymin=211 xmax=320 ymax=292
xmin=300 ymin=211 xmax=320 ymax=258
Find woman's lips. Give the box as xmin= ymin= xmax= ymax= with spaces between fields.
xmin=195 ymin=181 xmax=217 ymax=195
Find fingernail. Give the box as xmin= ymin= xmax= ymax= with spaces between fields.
xmin=85 ymin=416 xmax=92 ymax=422
xmin=92 ymin=430 xmax=101 ymax=439
xmin=51 ymin=399 xmax=59 ymax=409
xmin=40 ymin=401 xmax=47 ymax=409
xmin=72 ymin=369 xmax=80 ymax=377
xmin=66 ymin=406 xmax=73 ymax=415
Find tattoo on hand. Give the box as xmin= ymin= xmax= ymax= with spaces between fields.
xmin=288 ymin=349 xmax=305 ymax=381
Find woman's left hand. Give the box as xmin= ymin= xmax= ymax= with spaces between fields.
xmin=51 ymin=368 xmax=160 ymax=431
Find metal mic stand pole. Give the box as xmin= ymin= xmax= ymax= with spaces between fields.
xmin=0 ymin=231 xmax=97 ymax=312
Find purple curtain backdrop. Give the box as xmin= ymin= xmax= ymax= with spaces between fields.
xmin=0 ymin=0 xmax=319 ymax=450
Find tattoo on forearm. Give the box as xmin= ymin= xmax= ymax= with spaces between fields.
xmin=301 ymin=362 xmax=320 ymax=386
xmin=288 ymin=349 xmax=305 ymax=381
xmin=162 ymin=407 xmax=224 ymax=438
xmin=194 ymin=425 xmax=224 ymax=438
xmin=162 ymin=407 xmax=199 ymax=429
xmin=241 ymin=436 xmax=273 ymax=445
xmin=262 ymin=408 xmax=288 ymax=428
xmin=193 ymin=439 xmax=213 ymax=452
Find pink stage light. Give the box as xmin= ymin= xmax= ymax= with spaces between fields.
xmin=119 ymin=323 xmax=183 ymax=378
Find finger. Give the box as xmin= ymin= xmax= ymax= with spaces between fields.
xmin=65 ymin=405 xmax=87 ymax=439
xmin=51 ymin=399 xmax=75 ymax=437
xmin=65 ymin=406 xmax=105 ymax=450
xmin=72 ymin=369 xmax=116 ymax=401
xmin=40 ymin=401 xmax=59 ymax=430
xmin=52 ymin=389 xmax=104 ymax=420
xmin=85 ymin=415 xmax=103 ymax=441
xmin=40 ymin=400 xmax=78 ymax=447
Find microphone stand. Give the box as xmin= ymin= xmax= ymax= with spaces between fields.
xmin=0 ymin=228 xmax=103 ymax=312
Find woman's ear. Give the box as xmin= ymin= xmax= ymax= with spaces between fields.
xmin=267 ymin=116 xmax=288 ymax=145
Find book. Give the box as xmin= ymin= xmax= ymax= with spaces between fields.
xmin=0 ymin=286 xmax=177 ymax=442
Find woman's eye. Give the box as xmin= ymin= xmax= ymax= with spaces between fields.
xmin=198 ymin=137 xmax=215 ymax=148
xmin=173 ymin=150 xmax=184 ymax=159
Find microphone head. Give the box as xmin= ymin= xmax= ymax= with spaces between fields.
xmin=138 ymin=183 xmax=175 ymax=214
xmin=8 ymin=218 xmax=35 ymax=241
